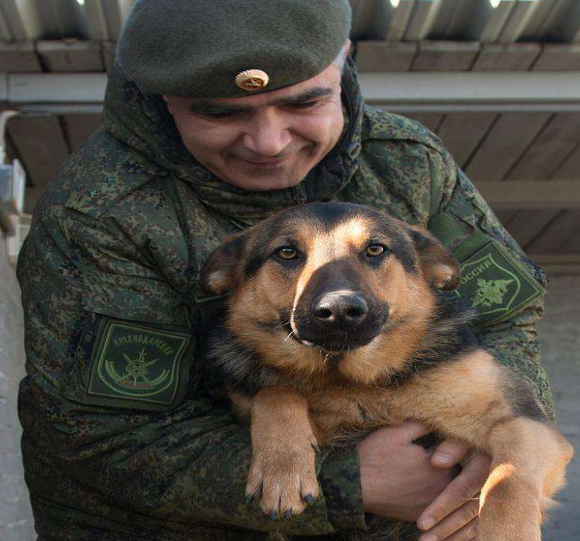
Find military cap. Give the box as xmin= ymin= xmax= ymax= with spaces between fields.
xmin=117 ymin=0 xmax=352 ymax=99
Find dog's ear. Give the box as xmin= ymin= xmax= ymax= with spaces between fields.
xmin=200 ymin=233 xmax=246 ymax=295
xmin=408 ymin=226 xmax=461 ymax=291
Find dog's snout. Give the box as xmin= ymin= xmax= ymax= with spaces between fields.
xmin=312 ymin=292 xmax=369 ymax=327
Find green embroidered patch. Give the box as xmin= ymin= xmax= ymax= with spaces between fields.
xmin=87 ymin=318 xmax=192 ymax=409
xmin=455 ymin=241 xmax=545 ymax=327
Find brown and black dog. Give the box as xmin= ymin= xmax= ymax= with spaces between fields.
xmin=200 ymin=202 xmax=572 ymax=541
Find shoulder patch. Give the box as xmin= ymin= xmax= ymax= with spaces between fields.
xmin=85 ymin=317 xmax=193 ymax=410
xmin=429 ymin=213 xmax=545 ymax=327
xmin=455 ymin=241 xmax=545 ymax=327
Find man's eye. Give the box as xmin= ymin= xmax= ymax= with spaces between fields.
xmin=290 ymin=101 xmax=320 ymax=110
xmin=275 ymin=247 xmax=299 ymax=260
xmin=203 ymin=111 xmax=240 ymax=120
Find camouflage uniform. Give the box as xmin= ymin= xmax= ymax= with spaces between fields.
xmin=17 ymin=59 xmax=552 ymax=540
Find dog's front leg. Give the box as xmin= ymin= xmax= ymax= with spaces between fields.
xmin=246 ymin=386 xmax=321 ymax=519
xmin=477 ymin=417 xmax=573 ymax=541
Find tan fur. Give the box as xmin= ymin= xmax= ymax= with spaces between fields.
xmin=243 ymin=386 xmax=321 ymax=516
xmin=202 ymin=207 xmax=573 ymax=538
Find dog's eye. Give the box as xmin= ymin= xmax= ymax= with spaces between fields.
xmin=366 ymin=244 xmax=387 ymax=257
xmin=276 ymin=247 xmax=299 ymax=260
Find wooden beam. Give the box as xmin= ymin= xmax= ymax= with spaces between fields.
xmin=507 ymin=113 xmax=580 ymax=180
xmin=0 ymin=41 xmax=42 ymax=72
xmin=61 ymin=113 xmax=102 ymax=151
xmin=8 ymin=116 xmax=70 ymax=207
xmin=471 ymin=43 xmax=541 ymax=72
xmin=551 ymin=146 xmax=580 ymax=180
xmin=359 ymin=72 xmax=580 ymax=105
xmin=531 ymin=254 xmax=580 ymax=275
xmin=411 ymin=41 xmax=480 ymax=71
xmin=479 ymin=181 xmax=580 ymax=209
xmin=355 ymin=41 xmax=417 ymax=72
xmin=533 ymin=44 xmax=580 ymax=71
xmin=7 ymin=73 xmax=107 ymax=104
xmin=36 ymin=40 xmax=104 ymax=72
xmin=464 ymin=113 xmax=551 ymax=182
xmin=3 ymin=72 xmax=580 ymax=109
xmin=503 ymin=210 xmax=560 ymax=249
xmin=525 ymin=210 xmax=580 ymax=254
xmin=436 ymin=112 xmax=497 ymax=169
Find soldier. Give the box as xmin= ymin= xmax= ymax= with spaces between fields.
xmin=17 ymin=1 xmax=552 ymax=540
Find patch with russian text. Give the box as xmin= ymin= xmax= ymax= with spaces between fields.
xmin=87 ymin=318 xmax=192 ymax=409
xmin=455 ymin=241 xmax=546 ymax=327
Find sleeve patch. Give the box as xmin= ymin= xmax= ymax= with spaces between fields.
xmin=86 ymin=318 xmax=193 ymax=410
xmin=455 ymin=241 xmax=545 ymax=327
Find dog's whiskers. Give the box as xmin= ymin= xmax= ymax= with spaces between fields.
xmin=272 ymin=320 xmax=291 ymax=331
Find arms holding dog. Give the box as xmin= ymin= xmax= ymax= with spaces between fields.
xmin=359 ymin=423 xmax=491 ymax=541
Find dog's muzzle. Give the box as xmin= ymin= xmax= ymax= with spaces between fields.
xmin=293 ymin=290 xmax=388 ymax=352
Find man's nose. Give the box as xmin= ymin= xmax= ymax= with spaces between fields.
xmin=242 ymin=109 xmax=291 ymax=157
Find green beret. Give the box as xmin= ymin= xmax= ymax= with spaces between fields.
xmin=117 ymin=0 xmax=352 ymax=98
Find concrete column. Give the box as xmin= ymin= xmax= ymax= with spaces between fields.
xmin=0 ymin=239 xmax=34 ymax=540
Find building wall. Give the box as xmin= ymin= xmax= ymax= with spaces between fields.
xmin=539 ymin=275 xmax=580 ymax=541
xmin=0 ymin=241 xmax=34 ymax=541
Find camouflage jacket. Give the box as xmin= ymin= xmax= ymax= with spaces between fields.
xmin=17 ymin=59 xmax=552 ymax=541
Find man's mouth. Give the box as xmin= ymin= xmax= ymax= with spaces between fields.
xmin=241 ymin=156 xmax=291 ymax=167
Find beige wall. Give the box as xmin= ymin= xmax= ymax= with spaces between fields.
xmin=0 ymin=241 xmax=34 ymax=540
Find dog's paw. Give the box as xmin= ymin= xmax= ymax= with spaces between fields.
xmin=245 ymin=442 xmax=320 ymax=519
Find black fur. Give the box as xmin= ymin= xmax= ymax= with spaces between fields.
xmin=385 ymin=294 xmax=479 ymax=386
xmin=505 ymin=374 xmax=548 ymax=421
xmin=203 ymin=317 xmax=284 ymax=398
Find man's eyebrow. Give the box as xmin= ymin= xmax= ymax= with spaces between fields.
xmin=271 ymin=87 xmax=333 ymax=107
xmin=187 ymin=101 xmax=253 ymax=115
xmin=187 ymin=87 xmax=333 ymax=115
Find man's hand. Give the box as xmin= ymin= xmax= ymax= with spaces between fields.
xmin=357 ymin=422 xmax=491 ymax=541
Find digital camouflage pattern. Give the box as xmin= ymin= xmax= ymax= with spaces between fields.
xmin=17 ymin=57 xmax=552 ymax=540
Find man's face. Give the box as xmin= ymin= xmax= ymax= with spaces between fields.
xmin=164 ymin=63 xmax=344 ymax=191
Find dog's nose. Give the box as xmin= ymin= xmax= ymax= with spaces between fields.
xmin=312 ymin=292 xmax=369 ymax=327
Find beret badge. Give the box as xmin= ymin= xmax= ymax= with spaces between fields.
xmin=235 ymin=69 xmax=270 ymax=92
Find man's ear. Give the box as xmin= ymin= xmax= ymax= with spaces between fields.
xmin=200 ymin=233 xmax=246 ymax=295
xmin=408 ymin=226 xmax=461 ymax=291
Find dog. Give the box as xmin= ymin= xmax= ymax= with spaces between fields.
xmin=199 ymin=202 xmax=573 ymax=541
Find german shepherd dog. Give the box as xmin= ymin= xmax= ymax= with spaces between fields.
xmin=200 ymin=202 xmax=572 ymax=541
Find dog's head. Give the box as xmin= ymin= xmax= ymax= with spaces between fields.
xmin=201 ymin=203 xmax=460 ymax=384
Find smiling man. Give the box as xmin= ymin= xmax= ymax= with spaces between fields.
xmin=164 ymin=69 xmax=346 ymax=192
xmin=16 ymin=1 xmax=553 ymax=541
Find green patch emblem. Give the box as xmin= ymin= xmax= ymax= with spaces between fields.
xmin=455 ymin=241 xmax=545 ymax=327
xmin=473 ymin=278 xmax=515 ymax=309
xmin=87 ymin=318 xmax=192 ymax=409
xmin=104 ymin=348 xmax=171 ymax=393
